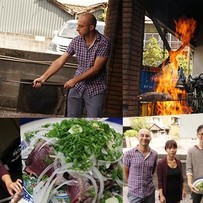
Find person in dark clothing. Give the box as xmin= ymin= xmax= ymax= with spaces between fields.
xmin=0 ymin=161 xmax=22 ymax=202
xmin=157 ymin=140 xmax=186 ymax=203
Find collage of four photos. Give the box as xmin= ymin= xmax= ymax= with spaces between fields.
xmin=1 ymin=0 xmax=203 ymax=203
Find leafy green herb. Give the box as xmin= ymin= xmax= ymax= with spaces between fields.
xmin=87 ymin=188 xmax=97 ymax=197
xmin=115 ymin=195 xmax=123 ymax=203
xmin=196 ymin=181 xmax=203 ymax=191
xmin=44 ymin=155 xmax=53 ymax=165
xmin=44 ymin=119 xmax=122 ymax=171
xmin=111 ymin=167 xmax=123 ymax=180
xmin=23 ymin=174 xmax=37 ymax=194
xmin=24 ymin=130 xmax=39 ymax=143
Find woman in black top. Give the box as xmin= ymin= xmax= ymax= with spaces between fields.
xmin=157 ymin=140 xmax=187 ymax=203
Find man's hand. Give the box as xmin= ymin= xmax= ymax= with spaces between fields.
xmin=64 ymin=78 xmax=78 ymax=89
xmin=188 ymin=182 xmax=198 ymax=193
xmin=33 ymin=76 xmax=46 ymax=88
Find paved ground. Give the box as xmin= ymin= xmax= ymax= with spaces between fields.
xmin=123 ymin=186 xmax=201 ymax=203
xmin=0 ymin=107 xmax=65 ymax=118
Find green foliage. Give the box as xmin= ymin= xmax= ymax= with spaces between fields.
xmin=130 ymin=117 xmax=150 ymax=131
xmin=176 ymin=54 xmax=192 ymax=76
xmin=124 ymin=129 xmax=137 ymax=137
xmin=98 ymin=8 xmax=107 ymax=22
xmin=143 ymin=37 xmax=192 ymax=77
xmin=143 ymin=37 xmax=168 ymax=66
xmin=124 ymin=118 xmax=150 ymax=137
xmin=173 ymin=133 xmax=180 ymax=139
xmin=196 ymin=181 xmax=203 ymax=192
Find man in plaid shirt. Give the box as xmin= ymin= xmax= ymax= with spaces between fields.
xmin=33 ymin=13 xmax=111 ymax=117
xmin=123 ymin=129 xmax=158 ymax=203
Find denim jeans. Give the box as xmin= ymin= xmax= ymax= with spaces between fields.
xmin=67 ymin=87 xmax=105 ymax=117
xmin=127 ymin=191 xmax=155 ymax=203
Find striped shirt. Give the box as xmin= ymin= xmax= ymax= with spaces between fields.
xmin=123 ymin=146 xmax=158 ymax=198
xmin=66 ymin=30 xmax=111 ymax=98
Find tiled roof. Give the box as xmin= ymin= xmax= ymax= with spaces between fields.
xmin=48 ymin=0 xmax=108 ymax=16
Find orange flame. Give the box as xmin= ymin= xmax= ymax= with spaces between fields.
xmin=175 ymin=17 xmax=197 ymax=47
xmin=152 ymin=18 xmax=197 ymax=115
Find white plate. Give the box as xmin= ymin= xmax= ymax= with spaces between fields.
xmin=23 ymin=186 xmax=69 ymax=203
xmin=193 ymin=178 xmax=203 ymax=194
xmin=21 ymin=118 xmax=123 ymax=203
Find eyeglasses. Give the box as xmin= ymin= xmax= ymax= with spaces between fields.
xmin=77 ymin=24 xmax=91 ymax=29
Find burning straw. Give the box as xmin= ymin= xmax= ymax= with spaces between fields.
xmin=152 ymin=18 xmax=197 ymax=115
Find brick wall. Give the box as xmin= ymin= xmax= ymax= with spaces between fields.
xmin=104 ymin=0 xmax=122 ymax=117
xmin=123 ymin=0 xmax=145 ymax=116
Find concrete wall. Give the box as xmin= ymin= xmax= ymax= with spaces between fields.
xmin=193 ymin=24 xmax=203 ymax=75
xmin=0 ymin=48 xmax=77 ymax=111
xmin=0 ymin=32 xmax=52 ymax=53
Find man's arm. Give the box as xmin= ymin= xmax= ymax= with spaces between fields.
xmin=33 ymin=52 xmax=72 ymax=87
xmin=64 ymin=56 xmax=108 ymax=88
xmin=152 ymin=155 xmax=158 ymax=175
xmin=123 ymin=164 xmax=129 ymax=183
xmin=186 ymin=148 xmax=197 ymax=192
